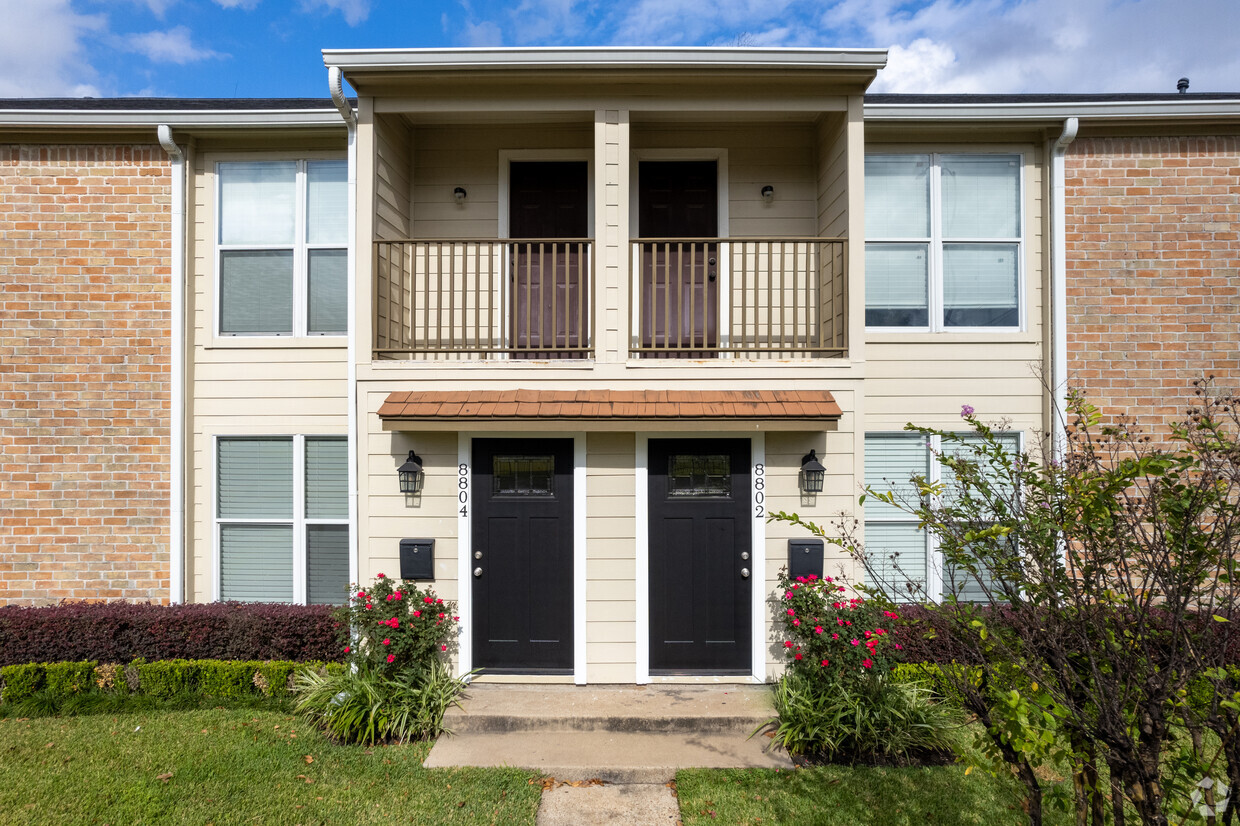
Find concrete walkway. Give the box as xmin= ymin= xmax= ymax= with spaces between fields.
xmin=424 ymin=684 xmax=791 ymax=823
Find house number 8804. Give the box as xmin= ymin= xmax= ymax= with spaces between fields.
xmin=458 ymin=463 xmax=469 ymax=517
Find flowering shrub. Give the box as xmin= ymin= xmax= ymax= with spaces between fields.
xmin=338 ymin=574 xmax=459 ymax=675
xmin=777 ymin=570 xmax=902 ymax=683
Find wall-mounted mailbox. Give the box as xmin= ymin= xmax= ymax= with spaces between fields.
xmin=399 ymin=538 xmax=435 ymax=581
xmin=788 ymin=538 xmax=824 ymax=581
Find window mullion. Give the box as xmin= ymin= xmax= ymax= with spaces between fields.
xmin=292 ymin=434 xmax=307 ymax=604
xmin=928 ymin=155 xmax=944 ymax=333
xmin=927 ymin=434 xmax=944 ymax=601
xmin=293 ymin=162 xmax=308 ymax=337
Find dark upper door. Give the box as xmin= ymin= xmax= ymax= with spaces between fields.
xmin=509 ymin=161 xmax=589 ymax=358
xmin=648 ymin=438 xmax=751 ymax=673
xmin=638 ymin=161 xmax=719 ymax=358
xmin=472 ymin=438 xmax=574 ymax=672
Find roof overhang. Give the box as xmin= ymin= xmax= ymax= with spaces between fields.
xmin=378 ymin=389 xmax=842 ymax=433
xmin=865 ymin=98 xmax=1240 ymax=123
xmin=0 ymin=108 xmax=347 ymax=129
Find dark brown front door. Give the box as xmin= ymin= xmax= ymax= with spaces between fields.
xmin=648 ymin=438 xmax=751 ymax=673
xmin=472 ymin=438 xmax=574 ymax=672
xmin=638 ymin=161 xmax=719 ymax=358
xmin=509 ymin=161 xmax=588 ymax=358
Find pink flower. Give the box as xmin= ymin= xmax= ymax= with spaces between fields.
xmin=783 ymin=591 xmax=793 ymax=600
xmin=386 ymin=594 xmax=394 ymax=602
xmin=851 ymin=639 xmax=859 ymax=646
xmin=845 ymin=621 xmax=852 ymax=626
xmin=382 ymin=638 xmax=391 ymax=646
xmin=413 ymin=611 xmax=421 ymax=618
xmin=862 ymin=658 xmax=873 ymax=669
xmin=784 ymin=640 xmax=794 ymax=648
xmin=395 ymin=592 xmax=402 ymax=600
xmin=438 ymin=613 xmax=445 ymax=619
xmin=836 ymin=618 xmax=845 ymax=626
xmin=792 ymin=619 xmax=801 ymax=627
xmin=832 ymin=602 xmax=841 ymax=609
xmin=453 ymin=616 xmax=460 ymax=621
xmin=343 ymin=646 xmax=351 ymax=653
xmin=807 ymin=575 xmax=818 ymax=581
xmin=786 ymin=609 xmax=795 ymax=616
xmin=838 ymin=586 xmax=845 ymax=592
xmin=796 ymin=576 xmax=806 ymax=583
xmin=814 ymin=626 xmax=824 ymax=634
xmin=894 ymin=643 xmax=904 ymax=650
xmin=821 ymin=659 xmax=829 ymax=667
xmin=832 ymin=633 xmax=840 ymax=640
xmin=377 ymin=573 xmax=385 ymax=579
xmin=365 ymin=603 xmax=372 ymax=610
xmin=441 ymin=644 xmax=447 ymax=652
xmin=960 ymin=404 xmax=975 ymax=418
xmin=386 ymin=654 xmax=395 ymax=663
xmin=875 ymin=628 xmax=886 ymax=635
xmin=389 ymin=618 xmax=400 ymax=629
xmin=436 ymin=599 xmax=443 ymax=604
xmin=864 ymin=631 xmax=871 ymax=638
xmin=424 ymin=597 xmax=433 ymax=604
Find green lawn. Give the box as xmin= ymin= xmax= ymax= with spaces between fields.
xmin=676 ymin=764 xmax=1074 ymax=826
xmin=0 ymin=708 xmax=541 ymax=826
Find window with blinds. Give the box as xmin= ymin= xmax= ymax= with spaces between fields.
xmin=865 ymin=153 xmax=1022 ymax=331
xmin=217 ymin=159 xmax=347 ymax=337
xmin=864 ymin=431 xmax=1021 ymax=603
xmin=217 ymin=435 xmax=349 ymax=604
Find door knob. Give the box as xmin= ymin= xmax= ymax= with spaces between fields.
xmin=474 ymin=551 xmax=482 ymax=560
xmin=474 ymin=567 xmax=483 ymax=577
xmin=741 ymin=568 xmax=750 ymax=578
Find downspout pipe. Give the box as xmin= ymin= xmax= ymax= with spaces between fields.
xmin=157 ymin=124 xmax=185 ymax=604
xmin=329 ymin=67 xmax=360 ymax=589
xmin=1050 ymin=117 xmax=1079 ymax=462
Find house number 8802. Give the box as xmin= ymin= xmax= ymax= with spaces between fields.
xmin=458 ymin=463 xmax=469 ymax=517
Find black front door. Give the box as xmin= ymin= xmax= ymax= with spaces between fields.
xmin=472 ymin=438 xmax=574 ymax=672
xmin=648 ymin=438 xmax=751 ymax=673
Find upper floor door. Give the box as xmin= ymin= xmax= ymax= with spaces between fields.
xmin=638 ymin=160 xmax=719 ymax=358
xmin=508 ymin=161 xmax=589 ymax=359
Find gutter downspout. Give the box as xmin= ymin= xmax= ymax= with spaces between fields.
xmin=1050 ymin=117 xmax=1079 ymax=462
xmin=329 ymin=67 xmax=360 ymax=589
xmin=157 ymin=124 xmax=185 ymax=604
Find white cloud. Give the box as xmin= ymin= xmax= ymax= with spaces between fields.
xmin=127 ymin=25 xmax=226 ymax=65
xmin=0 ymin=0 xmax=104 ymax=96
xmin=611 ymin=0 xmax=795 ymax=45
xmin=300 ymin=0 xmax=371 ymax=26
xmin=461 ymin=19 xmax=504 ymax=46
xmin=214 ymin=0 xmax=259 ymax=7
xmin=132 ymin=0 xmax=177 ymax=15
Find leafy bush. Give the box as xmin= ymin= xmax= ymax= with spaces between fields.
xmin=44 ymin=661 xmax=97 ymax=698
xmin=777 ymin=571 xmax=903 ymax=680
xmin=293 ymin=659 xmax=465 ymax=746
xmin=339 ymin=575 xmax=459 ymax=675
xmin=770 ymin=670 xmax=963 ymax=760
xmin=0 ymin=663 xmax=45 ymax=703
xmin=0 ymin=601 xmax=347 ymax=666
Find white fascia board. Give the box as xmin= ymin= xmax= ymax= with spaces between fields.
xmin=0 ymin=110 xmax=347 ymax=128
xmin=866 ymin=100 xmax=1240 ymax=122
xmin=322 ymin=46 xmax=888 ymax=72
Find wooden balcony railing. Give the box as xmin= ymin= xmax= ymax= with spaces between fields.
xmin=374 ymin=239 xmax=593 ymax=360
xmin=629 ymin=237 xmax=847 ymax=358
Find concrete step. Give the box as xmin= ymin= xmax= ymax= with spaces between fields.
xmin=442 ymin=684 xmax=777 ymax=735
xmin=424 ymin=729 xmax=790 ymax=783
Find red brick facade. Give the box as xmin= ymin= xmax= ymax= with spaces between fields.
xmin=1065 ymin=135 xmax=1240 ymax=429
xmin=0 ymin=144 xmax=171 ymax=604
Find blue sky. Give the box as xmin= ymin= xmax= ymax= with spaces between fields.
xmin=2 ymin=0 xmax=1237 ymax=99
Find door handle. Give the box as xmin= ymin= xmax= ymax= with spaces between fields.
xmin=741 ymin=568 xmax=750 ymax=578
xmin=474 ymin=567 xmax=483 ymax=577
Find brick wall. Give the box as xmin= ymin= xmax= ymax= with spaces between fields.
xmin=1066 ymin=135 xmax=1240 ymax=431
xmin=0 ymin=144 xmax=171 ymax=604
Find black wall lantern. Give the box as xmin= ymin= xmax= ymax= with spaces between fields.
xmin=398 ymin=450 xmax=424 ymax=494
xmin=799 ymin=449 xmax=825 ymax=494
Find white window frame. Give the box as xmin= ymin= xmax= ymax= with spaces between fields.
xmin=865 ymin=152 xmax=1026 ymax=334
xmin=864 ymin=430 xmax=1024 ymax=602
xmin=213 ymin=434 xmax=350 ymax=604
xmin=214 ymin=159 xmax=347 ymax=339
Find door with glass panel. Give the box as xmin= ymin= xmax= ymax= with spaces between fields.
xmin=471 ymin=439 xmax=574 ymax=672
xmin=648 ymin=439 xmax=751 ymax=673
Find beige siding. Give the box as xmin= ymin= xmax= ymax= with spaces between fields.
xmin=597 ymin=110 xmax=630 ymax=361
xmin=374 ymin=114 xmax=412 ymax=241
xmin=586 ymin=432 xmax=636 ymax=683
xmin=186 ymin=147 xmax=349 ymax=602
xmin=631 ymin=122 xmax=818 ymax=237
xmin=817 ymin=113 xmax=849 ymax=351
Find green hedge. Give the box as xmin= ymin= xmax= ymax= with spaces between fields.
xmin=0 ymin=659 xmax=342 ymax=705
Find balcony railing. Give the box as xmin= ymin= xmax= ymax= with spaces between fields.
xmin=630 ymin=237 xmax=846 ymax=358
xmin=375 ymin=239 xmax=593 ymax=360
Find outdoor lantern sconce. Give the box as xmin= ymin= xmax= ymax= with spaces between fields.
xmin=398 ymin=450 xmax=424 ymax=494
xmin=453 ymin=186 xmax=467 ymax=203
xmin=799 ymin=449 xmax=825 ymax=494
xmin=761 ymin=185 xmax=774 ymax=203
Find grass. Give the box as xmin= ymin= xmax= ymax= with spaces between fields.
xmin=675 ymin=763 xmax=1075 ymax=826
xmin=0 ymin=707 xmax=541 ymax=826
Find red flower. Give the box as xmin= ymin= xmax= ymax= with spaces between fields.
xmin=413 ymin=611 xmax=421 ymax=618
xmin=395 ymin=592 xmax=402 ymax=600
xmin=440 ymin=644 xmax=447 ymax=652
xmin=786 ymin=609 xmax=795 ymax=616
xmin=438 ymin=613 xmax=445 ymax=619
xmin=365 ymin=603 xmax=373 ymax=610
xmin=386 ymin=654 xmax=395 ymax=663
xmin=356 ymin=591 xmax=366 ymax=599
xmin=862 ymin=658 xmax=873 ymax=669
xmin=821 ymin=659 xmax=829 ymax=667
xmin=453 ymin=616 xmax=460 ymax=621
xmin=794 ymin=653 xmax=803 ymax=661
xmin=832 ymin=633 xmax=839 ymax=640
xmin=382 ymin=638 xmax=391 ymax=646
xmin=436 ymin=598 xmax=443 ymax=604
xmin=792 ymin=619 xmax=801 ymax=627
xmin=424 ymin=597 xmax=433 ymax=604
xmin=377 ymin=573 xmax=385 ymax=579
xmin=784 ymin=640 xmax=794 ymax=648
xmin=814 ymin=626 xmax=824 ymax=634
xmin=894 ymin=643 xmax=904 ymax=650
xmin=386 ymin=594 xmax=394 ymax=602
xmin=343 ymin=646 xmax=351 ymax=653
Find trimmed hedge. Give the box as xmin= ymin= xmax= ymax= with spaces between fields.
xmin=0 ymin=601 xmax=348 ymax=666
xmin=0 ymin=659 xmax=344 ymax=705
